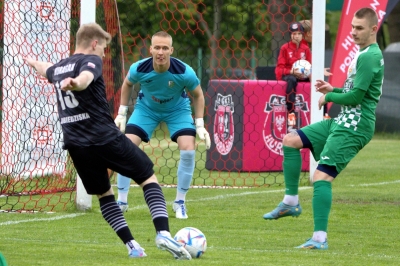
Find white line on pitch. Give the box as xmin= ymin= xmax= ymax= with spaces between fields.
xmin=128 ymin=187 xmax=311 ymax=211
xmin=127 ymin=179 xmax=400 ymax=211
xmin=349 ymin=180 xmax=400 ymax=187
xmin=0 ymin=213 xmax=85 ymax=226
xmin=2 ymin=179 xmax=398 ymax=224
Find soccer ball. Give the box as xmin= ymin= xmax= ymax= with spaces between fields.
xmin=174 ymin=227 xmax=207 ymax=258
xmin=292 ymin=59 xmax=312 ymax=80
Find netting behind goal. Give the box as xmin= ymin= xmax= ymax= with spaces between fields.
xmin=115 ymin=0 xmax=312 ymax=188
xmin=0 ymin=0 xmax=312 ymax=212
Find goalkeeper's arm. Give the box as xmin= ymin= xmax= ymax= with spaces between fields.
xmin=115 ymin=77 xmax=135 ymax=132
xmin=191 ymin=85 xmax=211 ymax=150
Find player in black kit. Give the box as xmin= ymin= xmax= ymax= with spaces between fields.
xmin=24 ymin=22 xmax=191 ymax=260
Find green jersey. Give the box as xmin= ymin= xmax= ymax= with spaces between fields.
xmin=334 ymin=43 xmax=384 ymax=134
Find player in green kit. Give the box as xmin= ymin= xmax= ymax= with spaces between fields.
xmin=263 ymin=7 xmax=384 ymax=249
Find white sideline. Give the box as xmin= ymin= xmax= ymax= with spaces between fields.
xmin=0 ymin=213 xmax=85 ymax=226
xmin=349 ymin=180 xmax=400 ymax=187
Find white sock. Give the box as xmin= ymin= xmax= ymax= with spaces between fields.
xmin=159 ymin=230 xmax=171 ymax=237
xmin=175 ymin=191 xmax=186 ymax=202
xmin=126 ymin=240 xmax=141 ymax=253
xmin=118 ymin=191 xmax=128 ymax=203
xmin=312 ymin=231 xmax=327 ymax=243
xmin=282 ymin=195 xmax=299 ymax=206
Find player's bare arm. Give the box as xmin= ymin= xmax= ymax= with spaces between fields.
xmin=190 ymin=85 xmax=205 ymax=119
xmin=190 ymin=85 xmax=211 ymax=149
xmin=119 ymin=77 xmax=135 ymax=106
xmin=61 ymin=71 xmax=94 ymax=91
xmin=23 ymin=57 xmax=53 ymax=78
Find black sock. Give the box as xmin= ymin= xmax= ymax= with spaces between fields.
xmin=99 ymin=194 xmax=133 ymax=244
xmin=143 ymin=183 xmax=169 ymax=233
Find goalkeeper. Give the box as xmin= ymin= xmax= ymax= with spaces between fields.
xmin=263 ymin=7 xmax=384 ymax=250
xmin=115 ymin=31 xmax=211 ymax=219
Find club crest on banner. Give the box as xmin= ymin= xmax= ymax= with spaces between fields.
xmin=213 ymin=93 xmax=234 ymax=155
xmin=263 ymin=94 xmax=309 ymax=155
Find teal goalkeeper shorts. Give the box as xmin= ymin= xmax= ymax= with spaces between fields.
xmin=126 ymin=103 xmax=196 ymax=143
xmin=300 ymin=118 xmax=372 ymax=174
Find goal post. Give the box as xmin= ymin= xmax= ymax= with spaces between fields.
xmin=75 ymin=0 xmax=96 ymax=211
xmin=309 ymin=0 xmax=327 ymax=181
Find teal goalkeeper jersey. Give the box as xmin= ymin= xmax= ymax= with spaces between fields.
xmin=127 ymin=57 xmax=200 ymax=112
xmin=334 ymin=43 xmax=384 ymax=134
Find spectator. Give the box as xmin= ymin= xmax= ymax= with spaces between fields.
xmin=275 ymin=22 xmax=312 ymax=120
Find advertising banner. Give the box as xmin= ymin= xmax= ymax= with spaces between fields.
xmin=329 ymin=0 xmax=389 ymax=87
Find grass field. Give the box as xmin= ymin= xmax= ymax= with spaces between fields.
xmin=0 ymin=134 xmax=399 ymax=266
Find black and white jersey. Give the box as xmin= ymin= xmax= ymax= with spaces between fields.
xmin=46 ymin=53 xmax=122 ymax=149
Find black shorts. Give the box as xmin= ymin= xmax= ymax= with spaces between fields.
xmin=68 ymin=135 xmax=154 ymax=195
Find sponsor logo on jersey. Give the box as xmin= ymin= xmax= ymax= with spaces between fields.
xmin=60 ymin=113 xmax=90 ymax=124
xmin=168 ymin=81 xmax=175 ymax=88
xmin=151 ymin=95 xmax=174 ymax=104
xmin=213 ymin=93 xmax=234 ymax=155
xmin=87 ymin=62 xmax=96 ymax=68
xmin=54 ymin=63 xmax=75 ymax=76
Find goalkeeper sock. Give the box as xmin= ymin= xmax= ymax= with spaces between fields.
xmin=312 ymin=180 xmax=332 ymax=232
xmin=143 ymin=183 xmax=169 ymax=233
xmin=282 ymin=146 xmax=302 ymax=196
xmin=175 ymin=150 xmax=195 ymax=202
xmin=99 ymin=194 xmax=133 ymax=244
xmin=117 ymin=173 xmax=131 ymax=203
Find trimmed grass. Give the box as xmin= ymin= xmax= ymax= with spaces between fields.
xmin=0 ymin=134 xmax=399 ymax=265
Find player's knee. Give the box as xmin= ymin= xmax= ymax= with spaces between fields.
xmin=140 ymin=174 xmax=159 ymax=187
xmin=282 ymin=132 xmax=302 ymax=148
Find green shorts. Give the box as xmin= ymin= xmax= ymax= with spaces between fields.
xmin=300 ymin=119 xmax=372 ymax=174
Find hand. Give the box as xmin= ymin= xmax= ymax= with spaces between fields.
xmin=115 ymin=106 xmax=128 ymax=132
xmin=318 ymin=94 xmax=326 ymax=110
xmin=195 ymin=118 xmax=211 ymax=150
xmin=292 ymin=67 xmax=303 ymax=79
xmin=324 ymin=68 xmax=333 ymax=77
xmin=315 ymin=79 xmax=333 ymax=94
xmin=61 ymin=78 xmax=77 ymax=91
xmin=23 ymin=57 xmax=36 ymax=68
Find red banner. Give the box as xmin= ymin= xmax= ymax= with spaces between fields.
xmin=242 ymin=81 xmax=311 ymax=171
xmin=329 ymin=0 xmax=388 ymax=87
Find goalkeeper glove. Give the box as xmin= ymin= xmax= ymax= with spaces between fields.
xmin=115 ymin=105 xmax=128 ymax=133
xmin=195 ymin=118 xmax=211 ymax=150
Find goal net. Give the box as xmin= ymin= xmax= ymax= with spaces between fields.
xmin=0 ymin=0 xmax=313 ymax=212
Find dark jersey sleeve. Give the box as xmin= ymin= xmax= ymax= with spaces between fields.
xmin=78 ymin=55 xmax=103 ymax=82
xmin=46 ymin=55 xmax=103 ymax=84
xmin=46 ymin=65 xmax=55 ymax=83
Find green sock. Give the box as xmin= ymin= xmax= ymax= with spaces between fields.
xmin=312 ymin=180 xmax=332 ymax=232
xmin=283 ymin=146 xmax=302 ymax=195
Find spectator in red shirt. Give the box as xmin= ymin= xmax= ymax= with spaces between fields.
xmin=275 ymin=22 xmax=311 ymax=113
